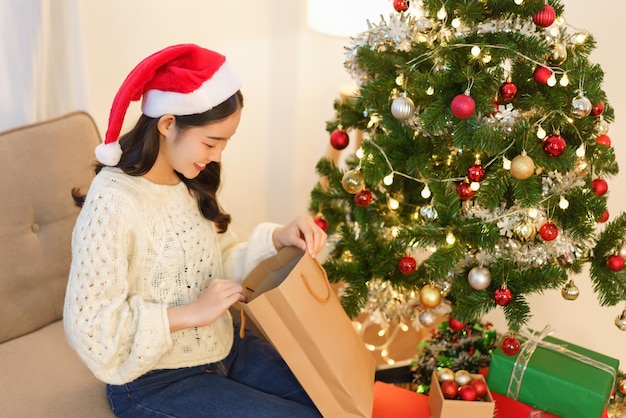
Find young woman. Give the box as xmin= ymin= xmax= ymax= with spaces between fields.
xmin=64 ymin=44 xmax=326 ymax=417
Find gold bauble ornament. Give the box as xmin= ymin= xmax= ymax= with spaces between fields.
xmin=618 ymin=378 xmax=626 ymax=395
xmin=596 ymin=118 xmax=610 ymax=136
xmin=420 ymin=284 xmax=442 ymax=308
xmin=514 ymin=218 xmax=537 ymax=242
xmin=510 ymin=153 xmax=535 ymax=180
xmin=618 ymin=243 xmax=626 ymax=259
xmin=615 ymin=310 xmax=626 ymax=331
xmin=549 ymin=43 xmax=567 ymax=65
xmin=573 ymin=157 xmax=590 ymax=177
xmin=341 ymin=169 xmax=365 ymax=194
xmin=437 ymin=368 xmax=455 ymax=382
xmin=561 ymin=280 xmax=580 ymax=301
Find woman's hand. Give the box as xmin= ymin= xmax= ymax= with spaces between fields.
xmin=272 ymin=215 xmax=327 ymax=256
xmin=168 ymin=279 xmax=247 ymax=332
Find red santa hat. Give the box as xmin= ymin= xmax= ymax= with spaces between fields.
xmin=96 ymin=43 xmax=241 ymax=166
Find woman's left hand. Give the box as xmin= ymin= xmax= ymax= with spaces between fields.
xmin=272 ymin=215 xmax=327 ymax=257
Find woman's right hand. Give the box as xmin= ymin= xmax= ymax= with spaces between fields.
xmin=167 ymin=279 xmax=247 ymax=332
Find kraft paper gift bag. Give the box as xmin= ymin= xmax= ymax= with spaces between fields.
xmin=239 ymin=247 xmax=376 ymax=418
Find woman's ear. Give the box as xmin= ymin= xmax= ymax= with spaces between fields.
xmin=156 ymin=115 xmax=176 ymax=137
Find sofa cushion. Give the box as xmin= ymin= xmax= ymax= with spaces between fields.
xmin=0 ymin=320 xmax=113 ymax=417
xmin=0 ymin=112 xmax=99 ymax=343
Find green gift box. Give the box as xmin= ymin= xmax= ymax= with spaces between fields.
xmin=487 ymin=327 xmax=618 ymax=418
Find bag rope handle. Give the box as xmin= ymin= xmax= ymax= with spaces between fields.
xmin=300 ymin=256 xmax=331 ymax=303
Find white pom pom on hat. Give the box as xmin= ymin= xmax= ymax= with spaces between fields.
xmin=96 ymin=43 xmax=242 ymax=166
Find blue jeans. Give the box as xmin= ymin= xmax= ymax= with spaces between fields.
xmin=107 ymin=324 xmax=322 ymax=417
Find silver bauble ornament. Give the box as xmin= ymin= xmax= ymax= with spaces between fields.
xmin=420 ymin=205 xmax=439 ymax=221
xmin=437 ymin=368 xmax=455 ymax=382
xmin=468 ymin=266 xmax=492 ymax=290
xmin=571 ymin=92 xmax=592 ymax=118
xmin=561 ymin=280 xmax=580 ymax=301
xmin=454 ymin=370 xmax=472 ymax=386
xmin=391 ymin=96 xmax=415 ymax=121
xmin=341 ymin=169 xmax=365 ymax=194
xmin=419 ymin=309 xmax=436 ymax=327
xmin=615 ymin=310 xmax=626 ymax=331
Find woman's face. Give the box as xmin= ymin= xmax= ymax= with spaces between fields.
xmin=153 ymin=109 xmax=242 ymax=183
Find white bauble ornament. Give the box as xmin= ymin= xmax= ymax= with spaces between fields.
xmin=468 ymin=266 xmax=491 ymax=290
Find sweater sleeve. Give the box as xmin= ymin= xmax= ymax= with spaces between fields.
xmin=63 ymin=182 xmax=173 ymax=384
xmin=218 ymin=223 xmax=280 ymax=283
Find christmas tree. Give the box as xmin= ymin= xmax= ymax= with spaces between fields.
xmin=309 ymin=0 xmax=626 ymax=336
xmin=411 ymin=318 xmax=498 ymax=394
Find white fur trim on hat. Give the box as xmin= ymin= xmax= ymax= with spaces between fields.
xmin=141 ymin=61 xmax=241 ymax=117
xmin=95 ymin=141 xmax=123 ymax=166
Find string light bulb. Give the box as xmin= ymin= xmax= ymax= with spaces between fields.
xmin=560 ymin=73 xmax=570 ymax=87
xmin=437 ymin=6 xmax=447 ymax=20
xmin=383 ymin=173 xmax=394 ymax=185
xmin=421 ymin=185 xmax=432 ymax=198
xmin=559 ymin=196 xmax=570 ymax=209
xmin=537 ymin=126 xmax=546 ymax=139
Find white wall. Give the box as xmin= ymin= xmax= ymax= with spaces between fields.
xmin=76 ymin=0 xmax=625 ymax=365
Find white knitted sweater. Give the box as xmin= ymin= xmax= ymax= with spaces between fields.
xmin=63 ymin=167 xmax=278 ymax=385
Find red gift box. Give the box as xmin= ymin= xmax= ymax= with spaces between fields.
xmin=492 ymin=391 xmax=609 ymax=418
xmin=372 ymin=381 xmax=430 ymax=418
xmin=492 ymin=390 xmax=559 ymax=418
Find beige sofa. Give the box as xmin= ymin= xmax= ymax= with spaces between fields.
xmin=0 ymin=112 xmax=114 ymax=417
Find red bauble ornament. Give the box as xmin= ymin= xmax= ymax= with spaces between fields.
xmin=533 ymin=66 xmax=553 ymax=85
xmin=456 ymin=182 xmax=475 ymax=201
xmin=441 ymin=380 xmax=459 ymax=399
xmin=591 ymin=101 xmax=605 ymax=117
xmin=398 ymin=255 xmax=417 ymax=275
xmin=539 ymin=222 xmax=558 ymax=241
xmin=330 ymin=129 xmax=350 ymax=150
xmin=591 ymin=178 xmax=608 ymax=196
xmin=607 ymin=255 xmax=625 ymax=272
xmin=393 ymin=0 xmax=409 ymax=12
xmin=354 ymin=189 xmax=373 ymax=207
xmin=599 ymin=210 xmax=610 ymax=223
xmin=499 ymin=82 xmax=518 ymax=102
xmin=501 ymin=336 xmax=521 ymax=356
xmin=543 ymin=134 xmax=566 ymax=157
xmin=494 ymin=285 xmax=513 ymax=306
xmin=451 ymin=94 xmax=476 ymax=119
xmin=532 ymin=4 xmax=556 ymax=28
xmin=448 ymin=316 xmax=465 ymax=332
xmin=313 ymin=216 xmax=328 ymax=232
xmin=596 ymin=135 xmax=611 ymax=147
xmin=470 ymin=379 xmax=488 ymax=398
xmin=458 ymin=385 xmax=478 ymax=401
xmin=467 ymin=164 xmax=486 ymax=182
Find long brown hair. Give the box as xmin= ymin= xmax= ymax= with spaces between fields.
xmin=72 ymin=91 xmax=243 ymax=233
